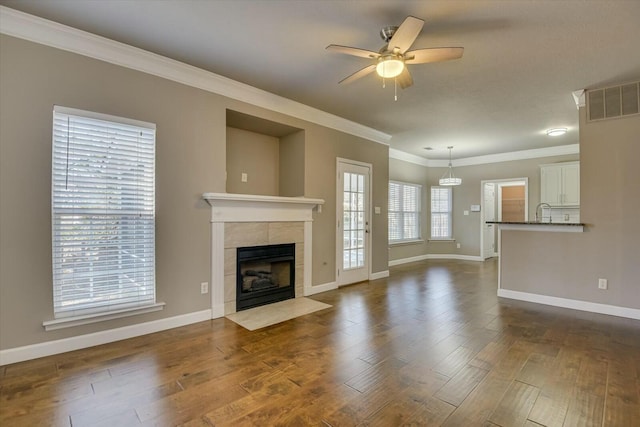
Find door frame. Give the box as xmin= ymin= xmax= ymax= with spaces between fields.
xmin=480 ymin=177 xmax=528 ymax=260
xmin=482 ymin=182 xmax=497 ymax=259
xmin=336 ymin=157 xmax=373 ymax=286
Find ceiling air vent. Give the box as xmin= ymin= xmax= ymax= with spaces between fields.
xmin=587 ymin=81 xmax=639 ymax=121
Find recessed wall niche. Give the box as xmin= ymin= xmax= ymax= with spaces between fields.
xmin=226 ymin=110 xmax=305 ymax=197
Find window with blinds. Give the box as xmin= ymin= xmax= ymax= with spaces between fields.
xmin=388 ymin=181 xmax=421 ymax=242
xmin=51 ymin=106 xmax=156 ymax=319
xmin=431 ymin=186 xmax=452 ymax=239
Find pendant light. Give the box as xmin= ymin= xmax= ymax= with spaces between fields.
xmin=439 ymin=146 xmax=462 ymax=186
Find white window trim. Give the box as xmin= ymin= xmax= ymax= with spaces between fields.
xmin=389 ymin=239 xmax=425 ymax=246
xmin=50 ymin=106 xmax=160 ymax=326
xmin=388 ymin=180 xmax=422 ymax=243
xmin=43 ymin=303 xmax=165 ymax=331
xmin=430 ymin=186 xmax=453 ymax=240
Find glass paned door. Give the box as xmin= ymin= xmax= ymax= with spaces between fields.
xmin=343 ymin=172 xmax=365 ymax=270
xmin=337 ymin=160 xmax=370 ymax=285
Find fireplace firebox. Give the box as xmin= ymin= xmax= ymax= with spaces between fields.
xmin=236 ymin=243 xmax=295 ymax=311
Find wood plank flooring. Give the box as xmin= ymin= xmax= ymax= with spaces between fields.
xmin=1 ymin=259 xmax=639 ymax=426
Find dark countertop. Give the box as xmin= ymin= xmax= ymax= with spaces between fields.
xmin=486 ymin=221 xmax=585 ymax=226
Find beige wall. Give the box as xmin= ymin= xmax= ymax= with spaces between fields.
xmin=0 ymin=35 xmax=389 ymax=351
xmin=279 ymin=130 xmax=305 ymax=197
xmin=389 ymin=154 xmax=579 ymax=261
xmin=500 ymin=107 xmax=640 ymax=309
xmin=226 ymin=127 xmax=280 ymax=196
xmin=304 ymin=127 xmax=389 ymax=285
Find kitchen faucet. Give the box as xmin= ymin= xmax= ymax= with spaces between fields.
xmin=535 ymin=203 xmax=551 ymax=223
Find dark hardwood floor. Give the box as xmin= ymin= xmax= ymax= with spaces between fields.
xmin=1 ymin=259 xmax=639 ymax=426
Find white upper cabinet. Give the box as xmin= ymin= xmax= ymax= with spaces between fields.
xmin=540 ymin=162 xmax=580 ymax=206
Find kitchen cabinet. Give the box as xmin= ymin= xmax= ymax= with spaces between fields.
xmin=540 ymin=162 xmax=580 ymax=206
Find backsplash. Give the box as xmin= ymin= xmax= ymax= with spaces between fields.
xmin=541 ymin=207 xmax=580 ymax=223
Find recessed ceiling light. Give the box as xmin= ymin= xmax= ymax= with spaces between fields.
xmin=546 ymin=128 xmax=567 ymax=136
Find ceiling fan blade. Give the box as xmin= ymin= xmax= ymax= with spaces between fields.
xmin=326 ymin=44 xmax=380 ymax=59
xmin=397 ymin=67 xmax=413 ymax=89
xmin=339 ymin=64 xmax=377 ymax=84
xmin=387 ymin=16 xmax=424 ymax=54
xmin=405 ymin=47 xmax=464 ymax=64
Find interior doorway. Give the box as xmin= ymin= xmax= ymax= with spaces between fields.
xmin=498 ymin=182 xmax=527 ymax=222
xmin=480 ymin=178 xmax=528 ymax=259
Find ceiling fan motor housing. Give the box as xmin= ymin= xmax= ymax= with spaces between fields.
xmin=380 ymin=26 xmax=398 ymax=42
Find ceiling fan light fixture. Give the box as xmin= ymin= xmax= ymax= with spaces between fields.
xmin=546 ymin=128 xmax=567 ymax=136
xmin=376 ymin=56 xmax=404 ymax=78
xmin=439 ymin=146 xmax=462 ymax=186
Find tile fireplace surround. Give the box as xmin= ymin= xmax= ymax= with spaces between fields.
xmin=203 ymin=193 xmax=324 ymax=317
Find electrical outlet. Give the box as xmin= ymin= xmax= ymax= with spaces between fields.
xmin=200 ymin=282 xmax=209 ymax=294
xmin=456 ymin=243 xmax=461 ymax=249
xmin=598 ymin=278 xmax=607 ymax=290
xmin=241 ymin=172 xmax=248 ymax=182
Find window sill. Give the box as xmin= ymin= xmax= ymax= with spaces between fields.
xmin=428 ymin=238 xmax=456 ymax=242
xmin=389 ymin=239 xmax=424 ymax=246
xmin=43 ymin=302 xmax=166 ymax=331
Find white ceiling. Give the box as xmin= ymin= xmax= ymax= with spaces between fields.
xmin=2 ymin=0 xmax=639 ymax=160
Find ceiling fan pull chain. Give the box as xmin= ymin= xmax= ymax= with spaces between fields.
xmin=383 ymin=76 xmax=386 ymax=89
xmin=394 ymin=77 xmax=398 ymax=101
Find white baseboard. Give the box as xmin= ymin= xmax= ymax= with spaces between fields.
xmin=305 ymin=281 xmax=338 ymax=296
xmin=305 ymin=272 xmax=388 ymax=296
xmin=370 ymin=270 xmax=389 ymax=280
xmin=426 ymin=254 xmax=484 ymax=262
xmin=497 ymin=289 xmax=640 ymax=320
xmin=211 ymin=304 xmax=225 ymax=319
xmin=389 ymin=254 xmax=484 ymax=266
xmin=389 ymin=254 xmax=429 ymax=266
xmin=0 ymin=309 xmax=212 ymax=366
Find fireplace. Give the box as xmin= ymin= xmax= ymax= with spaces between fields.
xmin=236 ymin=243 xmax=295 ymax=311
xmin=203 ymin=193 xmax=324 ymax=317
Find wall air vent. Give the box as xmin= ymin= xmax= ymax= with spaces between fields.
xmin=587 ymin=81 xmax=639 ymax=122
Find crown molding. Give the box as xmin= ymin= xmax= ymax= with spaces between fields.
xmin=390 ymin=144 xmax=580 ymax=168
xmin=572 ymin=90 xmax=585 ymax=109
xmin=389 ymin=148 xmax=430 ymax=167
xmin=0 ymin=6 xmax=391 ymax=146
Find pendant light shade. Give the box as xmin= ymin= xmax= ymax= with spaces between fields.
xmin=439 ymin=146 xmax=462 ymax=186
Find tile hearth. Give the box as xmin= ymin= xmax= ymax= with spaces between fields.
xmin=225 ymin=297 xmax=331 ymax=330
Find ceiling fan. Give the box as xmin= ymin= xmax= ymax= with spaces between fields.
xmin=326 ymin=16 xmax=463 ymax=92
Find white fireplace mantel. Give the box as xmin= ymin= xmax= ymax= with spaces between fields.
xmin=203 ymin=193 xmax=324 ymax=222
xmin=202 ymin=193 xmax=325 ymax=318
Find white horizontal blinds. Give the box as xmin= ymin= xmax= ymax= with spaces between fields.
xmin=431 ymin=186 xmax=451 ymax=239
xmin=389 ymin=181 xmax=421 ymax=242
xmin=52 ymin=107 xmax=156 ymax=318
